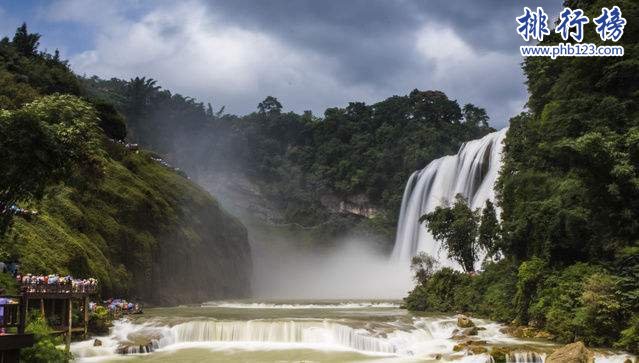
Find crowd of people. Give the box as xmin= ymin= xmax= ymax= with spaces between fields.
xmin=150 ymin=156 xmax=190 ymax=179
xmin=0 ymin=261 xmax=20 ymax=277
xmin=91 ymin=298 xmax=142 ymax=315
xmin=18 ymin=274 xmax=98 ymax=293
xmin=0 ymin=204 xmax=38 ymax=217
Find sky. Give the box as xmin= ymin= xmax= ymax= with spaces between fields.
xmin=0 ymin=0 xmax=563 ymax=128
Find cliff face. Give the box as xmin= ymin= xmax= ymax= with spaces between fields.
xmin=4 ymin=143 xmax=252 ymax=305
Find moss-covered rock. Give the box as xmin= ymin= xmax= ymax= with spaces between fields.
xmin=546 ymin=342 xmax=594 ymax=363
xmin=1 ymin=143 xmax=252 ymax=305
xmin=457 ymin=315 xmax=475 ymax=328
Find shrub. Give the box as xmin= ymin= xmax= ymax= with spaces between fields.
xmin=21 ymin=315 xmax=72 ymax=363
xmin=616 ymin=315 xmax=639 ymax=354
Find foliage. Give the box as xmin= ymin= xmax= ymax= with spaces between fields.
xmin=514 ymin=257 xmax=547 ymax=325
xmin=1 ymin=146 xmax=251 ymax=304
xmin=421 ymin=195 xmax=480 ymax=272
xmin=0 ymin=94 xmax=106 ymax=231
xmin=93 ymin=100 xmax=126 ymax=141
xmin=0 ymin=24 xmax=251 ymax=305
xmin=498 ymin=0 xmax=639 ymax=265
xmin=88 ymin=305 xmax=112 ymax=335
xmin=405 ymin=260 xmax=516 ymax=321
xmin=421 ymin=195 xmax=502 ymax=272
xmin=477 ymin=200 xmax=501 ymax=259
xmin=81 ymin=76 xmax=493 ymax=240
xmin=410 ymin=252 xmax=438 ymax=285
xmin=0 ymin=271 xmax=17 ymax=294
xmin=404 ymin=267 xmax=474 ymax=312
xmin=617 ymin=315 xmax=639 ymax=353
xmin=21 ymin=315 xmax=71 ymax=363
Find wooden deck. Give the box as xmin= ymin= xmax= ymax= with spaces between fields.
xmin=0 ymin=281 xmax=98 ymax=359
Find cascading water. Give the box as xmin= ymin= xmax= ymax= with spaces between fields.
xmin=392 ymin=128 xmax=508 ymax=266
xmin=507 ymin=351 xmax=546 ymax=363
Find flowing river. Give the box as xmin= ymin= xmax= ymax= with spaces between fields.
xmin=70 ymin=300 xmax=633 ymax=362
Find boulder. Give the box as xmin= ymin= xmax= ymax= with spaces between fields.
xmin=534 ymin=330 xmax=554 ymax=340
xmin=491 ymin=346 xmax=513 ymax=363
xmin=463 ymin=327 xmax=479 ymax=336
xmin=93 ymin=339 xmax=102 ymax=347
xmin=546 ymin=342 xmax=594 ymax=363
xmin=468 ymin=345 xmax=488 ymax=355
xmin=453 ymin=339 xmax=487 ymax=353
xmin=457 ymin=315 xmax=475 ymax=328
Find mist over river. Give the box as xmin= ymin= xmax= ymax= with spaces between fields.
xmin=70 ymin=301 xmax=633 ymax=362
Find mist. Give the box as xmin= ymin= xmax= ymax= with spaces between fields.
xmin=248 ymin=231 xmax=413 ymax=300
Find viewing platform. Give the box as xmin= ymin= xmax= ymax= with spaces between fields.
xmin=1 ymin=276 xmax=99 ymax=362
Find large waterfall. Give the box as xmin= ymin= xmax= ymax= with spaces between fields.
xmin=392 ymin=128 xmax=508 ymax=265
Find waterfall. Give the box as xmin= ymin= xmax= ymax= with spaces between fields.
xmin=507 ymin=351 xmax=545 ymax=363
xmin=391 ymin=128 xmax=508 ymax=265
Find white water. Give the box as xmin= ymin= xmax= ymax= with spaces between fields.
xmin=72 ymin=315 xmax=507 ymax=361
xmin=201 ymin=301 xmax=400 ymax=309
xmin=71 ymin=303 xmax=635 ymax=363
xmin=392 ymin=128 xmax=509 ymax=266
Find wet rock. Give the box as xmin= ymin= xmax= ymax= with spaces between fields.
xmin=93 ymin=339 xmax=102 ymax=346
xmin=546 ymin=341 xmax=594 ymax=363
xmin=534 ymin=330 xmax=554 ymax=340
xmin=463 ymin=327 xmax=479 ymax=336
xmin=453 ymin=339 xmax=487 ymax=353
xmin=468 ymin=345 xmax=488 ymax=355
xmin=457 ymin=315 xmax=475 ymax=328
xmin=453 ymin=343 xmax=465 ymax=352
xmin=510 ymin=326 xmax=539 ymax=339
xmin=491 ymin=346 xmax=512 ymax=363
xmin=435 ymin=353 xmax=442 ymax=360
xmin=451 ymin=326 xmax=479 ymax=339
xmin=116 ymin=341 xmax=158 ymax=355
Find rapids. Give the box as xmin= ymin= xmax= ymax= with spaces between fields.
xmin=70 ymin=301 xmax=634 ymax=362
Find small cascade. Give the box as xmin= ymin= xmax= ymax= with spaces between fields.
xmin=392 ymin=128 xmax=508 ymax=266
xmin=159 ymin=320 xmax=396 ymax=353
xmin=507 ymin=351 xmax=545 ymax=363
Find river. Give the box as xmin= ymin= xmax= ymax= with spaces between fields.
xmin=70 ymin=300 xmax=633 ymax=362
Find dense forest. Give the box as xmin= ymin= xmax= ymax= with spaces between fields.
xmin=81 ymin=76 xmax=493 ymax=242
xmin=0 ymin=25 xmax=252 ymax=305
xmin=405 ymin=0 xmax=639 ymax=354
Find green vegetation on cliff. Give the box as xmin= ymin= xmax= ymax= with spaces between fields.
xmin=0 ymin=24 xmax=252 ymax=305
xmin=405 ymin=0 xmax=639 ymax=353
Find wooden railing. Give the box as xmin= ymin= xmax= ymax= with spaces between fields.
xmin=0 ymin=296 xmax=21 ymax=329
xmin=20 ymin=283 xmax=98 ymax=295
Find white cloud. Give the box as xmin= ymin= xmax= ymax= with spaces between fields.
xmin=414 ymin=23 xmax=527 ymax=126
xmin=42 ymin=0 xmax=525 ymax=126
xmin=49 ymin=0 xmax=376 ymax=115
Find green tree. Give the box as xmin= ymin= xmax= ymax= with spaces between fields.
xmin=12 ymin=23 xmax=40 ymax=57
xmin=257 ymin=96 xmax=283 ymax=114
xmin=462 ymin=103 xmax=489 ymax=128
xmin=0 ymin=94 xmax=105 ymax=231
xmin=478 ymin=200 xmax=502 ymax=260
xmin=421 ymin=194 xmax=480 ymax=272
xmin=21 ymin=315 xmax=72 ymax=363
xmin=93 ymin=100 xmax=127 ymax=141
xmin=410 ymin=252 xmax=438 ymax=285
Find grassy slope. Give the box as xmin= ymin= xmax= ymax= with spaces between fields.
xmin=3 ymin=141 xmax=252 ymax=305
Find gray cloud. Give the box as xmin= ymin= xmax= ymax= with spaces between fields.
xmin=42 ymin=0 xmax=564 ymax=128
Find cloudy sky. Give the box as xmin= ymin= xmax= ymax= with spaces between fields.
xmin=1 ymin=0 xmax=562 ymax=128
